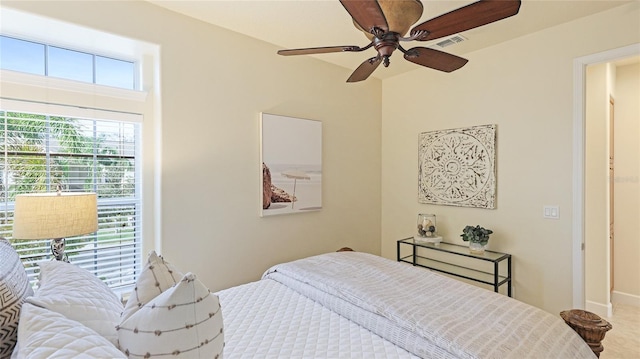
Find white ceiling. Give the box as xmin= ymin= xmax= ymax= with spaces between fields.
xmin=147 ymin=0 xmax=633 ymax=80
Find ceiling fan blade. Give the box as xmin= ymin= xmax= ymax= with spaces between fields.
xmin=403 ymin=47 xmax=468 ymax=73
xmin=278 ymin=45 xmax=363 ymax=56
xmin=412 ymin=0 xmax=521 ymax=42
xmin=340 ymin=0 xmax=388 ymax=35
xmin=347 ymin=56 xmax=382 ymax=82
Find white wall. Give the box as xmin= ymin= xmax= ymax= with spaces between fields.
xmin=381 ymin=3 xmax=640 ymax=314
xmin=613 ymin=63 xmax=640 ymax=305
xmin=2 ymin=0 xmax=383 ymax=292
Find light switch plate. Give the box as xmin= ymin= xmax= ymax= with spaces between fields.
xmin=543 ymin=205 xmax=559 ymax=219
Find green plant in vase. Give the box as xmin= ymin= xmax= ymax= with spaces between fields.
xmin=461 ymin=225 xmax=493 ymax=254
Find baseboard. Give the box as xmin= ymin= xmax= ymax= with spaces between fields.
xmin=612 ymin=291 xmax=640 ymax=307
xmin=585 ymin=300 xmax=613 ymax=318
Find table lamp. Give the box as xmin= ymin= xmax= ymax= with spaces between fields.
xmin=12 ymin=191 xmax=98 ymax=262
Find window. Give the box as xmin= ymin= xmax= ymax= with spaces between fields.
xmin=0 ymin=35 xmax=136 ymax=90
xmin=1 ymin=9 xmax=159 ymax=292
xmin=0 ymin=36 xmax=45 ymax=75
xmin=0 ymin=108 xmax=141 ymax=289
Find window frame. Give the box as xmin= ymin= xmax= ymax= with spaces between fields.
xmin=1 ymin=34 xmax=138 ymax=90
xmin=1 ymin=99 xmax=143 ymax=290
xmin=0 ymin=8 xmax=161 ymax=295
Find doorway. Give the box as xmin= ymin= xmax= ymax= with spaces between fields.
xmin=609 ymin=96 xmax=614 ymax=295
xmin=572 ymin=43 xmax=640 ymax=311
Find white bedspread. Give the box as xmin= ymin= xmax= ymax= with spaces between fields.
xmin=263 ymin=252 xmax=596 ymax=359
xmin=217 ymin=277 xmax=419 ymax=358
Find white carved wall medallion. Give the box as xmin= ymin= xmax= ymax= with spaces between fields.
xmin=418 ymin=124 xmax=496 ymax=209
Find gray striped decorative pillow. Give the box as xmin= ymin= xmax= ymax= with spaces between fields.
xmin=117 ymin=273 xmax=224 ymax=358
xmin=0 ymin=237 xmax=33 ymax=357
xmin=120 ymin=251 xmax=183 ymax=323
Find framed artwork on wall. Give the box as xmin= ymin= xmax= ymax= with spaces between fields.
xmin=260 ymin=113 xmax=322 ymax=216
xmin=418 ymin=124 xmax=496 ymax=209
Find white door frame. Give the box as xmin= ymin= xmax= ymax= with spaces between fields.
xmin=572 ymin=43 xmax=640 ymax=309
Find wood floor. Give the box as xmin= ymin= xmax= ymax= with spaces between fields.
xmin=600 ymin=303 xmax=640 ymax=359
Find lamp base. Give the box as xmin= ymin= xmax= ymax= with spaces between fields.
xmin=51 ymin=238 xmax=69 ymax=262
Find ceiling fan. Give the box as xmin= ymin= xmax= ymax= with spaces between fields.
xmin=278 ymin=0 xmax=521 ymax=82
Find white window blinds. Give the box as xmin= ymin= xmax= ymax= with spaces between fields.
xmin=0 ymin=102 xmax=142 ymax=289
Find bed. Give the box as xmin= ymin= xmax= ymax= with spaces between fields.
xmin=1 ymin=238 xmax=596 ymax=358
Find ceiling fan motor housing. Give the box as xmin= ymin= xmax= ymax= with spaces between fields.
xmin=374 ymin=33 xmax=399 ymax=66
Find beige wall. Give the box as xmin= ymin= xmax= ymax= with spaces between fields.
xmin=585 ymin=63 xmax=613 ymax=313
xmin=2 ymin=0 xmax=382 ymax=292
xmin=381 ymin=3 xmax=640 ymax=314
xmin=613 ymin=63 xmax=640 ymax=302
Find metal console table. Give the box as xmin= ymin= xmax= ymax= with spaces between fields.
xmin=397 ymin=237 xmax=512 ymax=297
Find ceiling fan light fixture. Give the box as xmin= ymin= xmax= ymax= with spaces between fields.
xmin=353 ymin=0 xmax=425 ymax=40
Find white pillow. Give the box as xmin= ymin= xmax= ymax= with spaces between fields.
xmin=121 ymin=250 xmax=183 ymax=322
xmin=117 ymin=272 xmax=224 ymax=358
xmin=14 ymin=303 xmax=126 ymax=359
xmin=26 ymin=261 xmax=123 ymax=346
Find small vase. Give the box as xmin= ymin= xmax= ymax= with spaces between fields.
xmin=469 ymin=242 xmax=486 ymax=254
xmin=417 ymin=213 xmax=437 ymax=238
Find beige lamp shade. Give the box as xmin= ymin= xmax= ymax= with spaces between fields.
xmin=13 ymin=192 xmax=98 ymax=240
